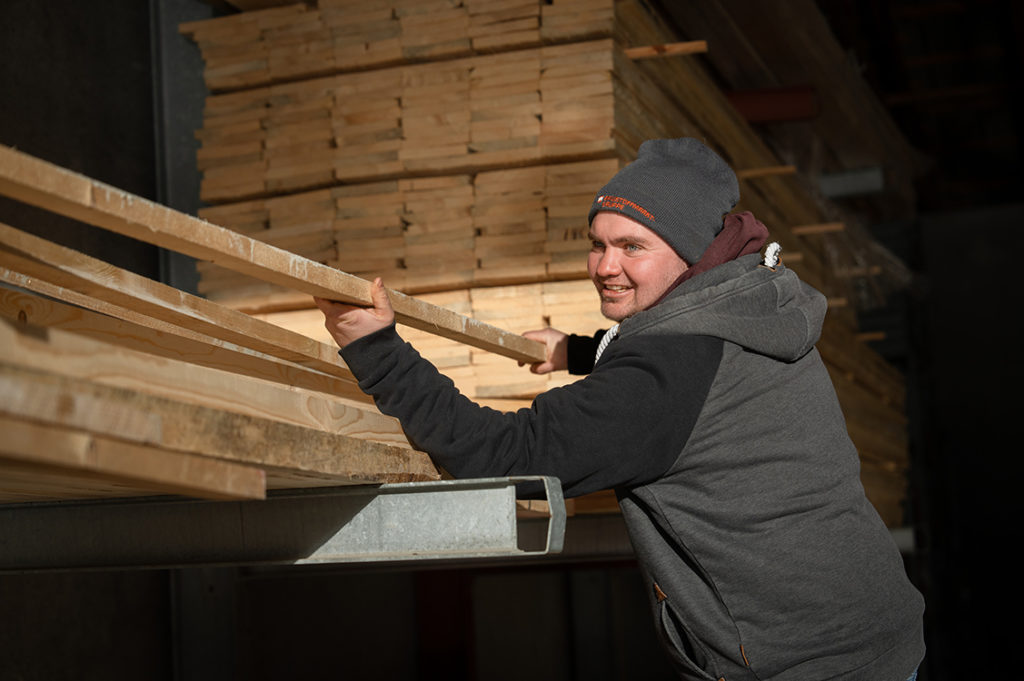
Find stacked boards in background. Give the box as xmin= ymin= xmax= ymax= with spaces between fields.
xmin=181 ymin=0 xmax=911 ymax=525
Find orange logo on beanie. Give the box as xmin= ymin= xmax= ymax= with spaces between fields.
xmin=595 ymin=195 xmax=656 ymax=221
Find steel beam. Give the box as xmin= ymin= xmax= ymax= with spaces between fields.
xmin=0 ymin=477 xmax=565 ymax=572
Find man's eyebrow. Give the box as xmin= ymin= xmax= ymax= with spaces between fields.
xmin=587 ymin=230 xmax=651 ymax=245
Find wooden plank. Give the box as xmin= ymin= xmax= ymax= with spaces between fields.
xmin=0 ymin=280 xmax=370 ymax=405
xmin=0 ymin=414 xmax=266 ymax=502
xmin=0 ymin=222 xmax=354 ymax=382
xmin=0 ymin=144 xmax=546 ymax=363
xmin=735 ymin=165 xmax=797 ymax=179
xmin=0 ymin=362 xmax=439 ymax=489
xmin=0 ymin=289 xmax=413 ymax=449
xmin=623 ymin=40 xmax=708 ymax=60
xmin=791 ymin=221 xmax=845 ymax=235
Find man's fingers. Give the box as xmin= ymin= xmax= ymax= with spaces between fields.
xmin=312 ymin=296 xmax=333 ymax=313
xmin=313 ymin=293 xmax=378 ymax=313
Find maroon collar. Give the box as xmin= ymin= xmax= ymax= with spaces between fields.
xmin=650 ymin=211 xmax=769 ymax=307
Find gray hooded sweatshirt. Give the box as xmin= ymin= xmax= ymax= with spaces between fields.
xmin=340 ymin=253 xmax=926 ymax=681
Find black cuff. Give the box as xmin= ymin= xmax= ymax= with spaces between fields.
xmin=337 ymin=323 xmax=402 ymax=380
xmin=566 ymin=330 xmax=607 ymax=375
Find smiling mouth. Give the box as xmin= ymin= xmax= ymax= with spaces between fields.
xmin=598 ymin=283 xmax=633 ymax=302
xmin=600 ymin=283 xmax=630 ymax=293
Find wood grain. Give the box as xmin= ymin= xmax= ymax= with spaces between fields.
xmin=0 ymin=362 xmax=440 ymax=488
xmin=0 ymin=414 xmax=267 ymax=502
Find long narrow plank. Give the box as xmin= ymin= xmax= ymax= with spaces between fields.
xmin=623 ymin=40 xmax=708 ymax=60
xmin=0 ymin=361 xmax=439 ymax=487
xmin=0 ymin=145 xmax=545 ymax=363
xmin=0 ymin=290 xmax=412 ymax=447
xmin=0 ymin=222 xmax=351 ymax=380
xmin=0 ymin=272 xmax=369 ymax=403
xmin=0 ymin=414 xmax=266 ymax=502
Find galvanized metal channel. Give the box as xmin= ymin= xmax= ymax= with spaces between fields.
xmin=0 ymin=476 xmax=565 ymax=572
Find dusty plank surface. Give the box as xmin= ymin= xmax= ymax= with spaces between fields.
xmin=0 ymin=276 xmax=370 ymax=403
xmin=0 ymin=361 xmax=441 ymax=492
xmin=0 ymin=289 xmax=412 ymax=447
xmin=0 ymin=221 xmax=352 ymax=380
xmin=0 ymin=414 xmax=267 ymax=502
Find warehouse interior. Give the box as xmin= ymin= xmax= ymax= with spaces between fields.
xmin=0 ymin=0 xmax=1021 ymax=679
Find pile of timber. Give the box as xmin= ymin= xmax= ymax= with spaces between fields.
xmin=176 ymin=0 xmax=912 ymax=525
xmin=0 ymin=1 xmax=912 ymax=526
xmin=0 ymin=142 xmax=907 ymax=524
xmin=196 ymin=158 xmax=620 ymax=302
xmin=180 ymin=0 xmax=617 ymax=93
xmin=0 ymin=144 xmax=552 ymax=503
xmin=187 ymin=38 xmax=683 ymax=203
xmin=183 ymin=0 xmax=881 ymax=319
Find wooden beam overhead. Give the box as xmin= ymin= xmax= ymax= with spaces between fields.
xmin=736 ymin=165 xmax=798 ymax=179
xmin=623 ymin=40 xmax=708 ymax=60
xmin=791 ymin=221 xmax=846 ymax=235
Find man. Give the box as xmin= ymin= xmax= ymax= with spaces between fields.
xmin=315 ymin=138 xmax=925 ymax=681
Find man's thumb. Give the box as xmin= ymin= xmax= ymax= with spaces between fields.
xmin=370 ymin=277 xmax=392 ymax=313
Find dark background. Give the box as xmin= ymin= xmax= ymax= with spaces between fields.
xmin=1 ymin=0 xmax=1021 ymax=678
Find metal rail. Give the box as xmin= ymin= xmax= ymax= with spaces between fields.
xmin=0 ymin=476 xmax=565 ymax=571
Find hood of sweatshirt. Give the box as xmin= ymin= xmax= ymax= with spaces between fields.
xmin=619 ymin=253 xmax=827 ymax=362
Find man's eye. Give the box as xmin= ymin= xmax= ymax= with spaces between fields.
xmin=591 ymin=240 xmax=604 ymax=250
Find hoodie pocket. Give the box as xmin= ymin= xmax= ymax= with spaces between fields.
xmin=653 ymin=582 xmax=721 ymax=681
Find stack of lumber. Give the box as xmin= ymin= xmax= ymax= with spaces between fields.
xmin=189 ymin=37 xmax=686 ymax=204
xmin=195 ymin=157 xmax=618 ymax=303
xmin=0 ymin=0 xmax=912 ymax=523
xmin=0 ymin=144 xmax=554 ymax=503
xmin=183 ymin=0 xmax=892 ymax=323
xmin=175 ymin=0 xmax=914 ymax=525
xmin=180 ymin=0 xmax=621 ymax=93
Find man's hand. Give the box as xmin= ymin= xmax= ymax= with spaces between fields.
xmin=314 ymin=277 xmax=395 ymax=349
xmin=519 ymin=327 xmax=569 ymax=374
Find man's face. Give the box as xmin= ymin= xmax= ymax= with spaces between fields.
xmin=587 ymin=212 xmax=690 ymax=322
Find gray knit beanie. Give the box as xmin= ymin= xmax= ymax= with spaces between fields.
xmin=587 ymin=138 xmax=740 ymax=264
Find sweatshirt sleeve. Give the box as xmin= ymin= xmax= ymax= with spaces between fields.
xmin=340 ymin=324 xmax=722 ymax=498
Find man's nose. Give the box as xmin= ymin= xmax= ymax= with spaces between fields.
xmin=595 ymin=248 xmax=622 ymax=276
